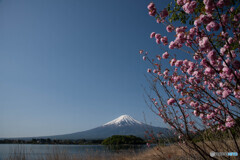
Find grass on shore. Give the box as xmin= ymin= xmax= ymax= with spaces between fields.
xmin=6 ymin=139 xmax=240 ymax=160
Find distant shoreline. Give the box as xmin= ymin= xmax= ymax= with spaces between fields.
xmin=0 ymin=138 xmax=104 ymax=145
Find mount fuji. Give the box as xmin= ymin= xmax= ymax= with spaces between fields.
xmin=34 ymin=115 xmax=170 ymax=140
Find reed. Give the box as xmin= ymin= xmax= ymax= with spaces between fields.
xmin=5 ymin=145 xmax=137 ymax=160
xmin=6 ymin=139 xmax=239 ymax=160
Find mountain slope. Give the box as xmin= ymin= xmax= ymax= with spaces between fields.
xmin=41 ymin=115 xmax=170 ymax=140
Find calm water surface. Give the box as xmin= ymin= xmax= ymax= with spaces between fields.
xmin=0 ymin=144 xmax=147 ymax=160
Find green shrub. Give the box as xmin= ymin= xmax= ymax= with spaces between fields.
xmin=102 ymin=135 xmax=145 ymax=145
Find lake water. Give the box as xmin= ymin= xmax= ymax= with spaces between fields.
xmin=0 ymin=144 xmax=148 ymax=160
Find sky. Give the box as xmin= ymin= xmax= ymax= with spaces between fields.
xmin=0 ymin=0 xmax=172 ymax=138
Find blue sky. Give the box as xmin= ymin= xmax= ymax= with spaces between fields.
xmin=0 ymin=0 xmax=171 ymax=138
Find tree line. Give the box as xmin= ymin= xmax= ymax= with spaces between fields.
xmin=0 ymin=138 xmax=103 ymax=145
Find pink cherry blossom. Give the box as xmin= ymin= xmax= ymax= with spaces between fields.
xmin=225 ymin=116 xmax=235 ymax=128
xmin=206 ymin=21 xmax=220 ymax=32
xmin=166 ymin=25 xmax=174 ymax=32
xmin=155 ymin=33 xmax=161 ymax=39
xmin=153 ymin=69 xmax=158 ymax=73
xmin=170 ymin=58 xmax=177 ymax=66
xmin=147 ymin=68 xmax=152 ymax=73
xmin=161 ymin=36 xmax=168 ymax=45
xmin=222 ymin=90 xmax=230 ymax=98
xmin=162 ymin=52 xmax=169 ymax=59
xmin=160 ymin=9 xmax=168 ymax=18
xmin=182 ymin=1 xmax=197 ymax=14
xmin=199 ymin=37 xmax=211 ymax=49
xmin=142 ymin=0 xmax=240 ymax=141
xmin=149 ymin=10 xmax=156 ymax=16
xmin=147 ymin=2 xmax=155 ymax=10
xmin=167 ymin=98 xmax=176 ymax=105
xmin=175 ymin=60 xmax=183 ymax=67
xmin=150 ymin=32 xmax=156 ymax=38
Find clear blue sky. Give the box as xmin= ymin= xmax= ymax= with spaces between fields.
xmin=0 ymin=0 xmax=171 ymax=138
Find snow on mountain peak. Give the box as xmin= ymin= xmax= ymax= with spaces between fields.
xmin=103 ymin=115 xmax=142 ymax=126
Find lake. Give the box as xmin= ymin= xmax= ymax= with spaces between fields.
xmin=0 ymin=144 xmax=148 ymax=160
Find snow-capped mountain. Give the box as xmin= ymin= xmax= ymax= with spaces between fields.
xmin=103 ymin=115 xmax=142 ymax=126
xmin=20 ymin=115 xmax=171 ymax=140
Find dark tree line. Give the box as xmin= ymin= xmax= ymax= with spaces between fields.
xmin=0 ymin=138 xmax=103 ymax=145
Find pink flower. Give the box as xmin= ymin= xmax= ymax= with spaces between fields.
xmin=167 ymin=98 xmax=176 ymax=105
xmin=205 ymin=67 xmax=214 ymax=75
xmin=179 ymin=100 xmax=185 ymax=105
xmin=169 ymin=41 xmax=175 ymax=49
xmin=147 ymin=2 xmax=155 ymax=10
xmin=147 ymin=68 xmax=152 ymax=73
xmin=190 ymin=101 xmax=196 ymax=107
xmin=216 ymin=90 xmax=222 ymax=95
xmin=188 ymin=62 xmax=195 ymax=68
xmin=156 ymin=18 xmax=161 ymax=23
xmin=177 ymin=32 xmax=184 ymax=39
xmin=225 ymin=116 xmax=235 ymax=128
xmin=175 ymin=60 xmax=183 ymax=67
xmin=200 ymin=14 xmax=212 ymax=24
xmin=170 ymin=58 xmax=177 ymax=66
xmin=206 ymin=21 xmax=220 ymax=32
xmin=148 ymin=3 xmax=156 ymax=16
xmin=163 ymin=70 xmax=169 ymax=76
xmin=143 ymin=56 xmax=146 ymax=61
xmin=222 ymin=90 xmax=230 ymax=98
xmin=146 ymin=142 xmax=150 ymax=147
xmin=150 ymin=32 xmax=156 ymax=38
xmin=221 ymin=14 xmax=228 ymax=25
xmin=166 ymin=25 xmax=174 ymax=32
xmin=183 ymin=59 xmax=189 ymax=66
xmin=199 ymin=37 xmax=211 ymax=49
xmin=153 ymin=69 xmax=158 ymax=73
xmin=228 ymin=37 xmax=233 ymax=44
xmin=206 ymin=113 xmax=214 ymax=120
xmin=182 ymin=1 xmax=197 ymax=14
xmin=222 ymin=67 xmax=231 ymax=75
xmin=217 ymin=0 xmax=225 ymax=8
xmin=161 ymin=36 xmax=168 ymax=45
xmin=149 ymin=10 xmax=156 ymax=16
xmin=193 ymin=110 xmax=199 ymax=116
xmin=160 ymin=9 xmax=168 ymax=18
xmin=220 ymin=47 xmax=226 ymax=55
xmin=207 ymin=50 xmax=217 ymax=62
xmin=194 ymin=19 xmax=202 ymax=27
xmin=203 ymin=0 xmax=215 ymax=13
xmin=155 ymin=33 xmax=161 ymax=39
xmin=162 ymin=52 xmax=169 ymax=59
xmin=178 ymin=135 xmax=183 ymax=139
xmin=177 ymin=0 xmax=184 ymax=5
xmin=139 ymin=50 xmax=143 ymax=54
